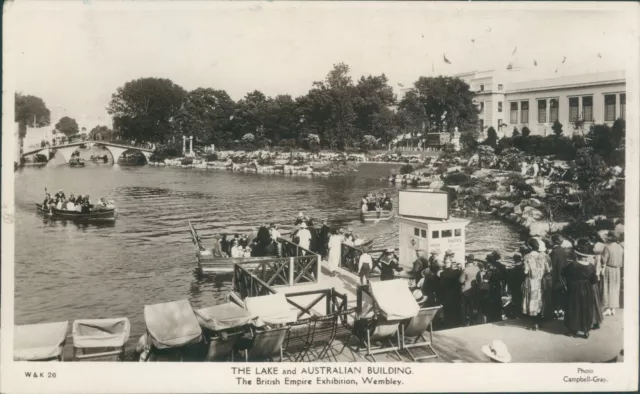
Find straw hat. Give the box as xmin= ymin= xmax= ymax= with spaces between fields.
xmin=430 ymin=250 xmax=440 ymax=256
xmin=445 ymin=250 xmax=455 ymax=257
xmin=385 ymin=248 xmax=395 ymax=253
xmin=299 ymin=222 xmax=308 ymax=229
xmin=412 ymin=289 xmax=427 ymax=304
xmin=481 ymin=340 xmax=512 ymax=363
xmin=298 ymin=212 xmax=304 ymax=217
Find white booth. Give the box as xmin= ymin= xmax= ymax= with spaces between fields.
xmin=397 ymin=189 xmax=469 ymax=266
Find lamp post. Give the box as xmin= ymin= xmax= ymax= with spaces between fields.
xmin=189 ymin=136 xmax=193 ymax=156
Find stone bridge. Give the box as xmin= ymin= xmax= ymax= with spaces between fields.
xmin=22 ymin=141 xmax=154 ymax=164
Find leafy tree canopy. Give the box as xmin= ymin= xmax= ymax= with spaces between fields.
xmin=107 ymin=77 xmax=186 ymax=143
xmin=55 ymin=116 xmax=79 ymax=137
xmin=15 ymin=93 xmax=51 ymax=138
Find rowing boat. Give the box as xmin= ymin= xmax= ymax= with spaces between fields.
xmin=36 ymin=204 xmax=116 ymax=222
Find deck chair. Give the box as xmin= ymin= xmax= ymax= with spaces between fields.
xmin=143 ymin=299 xmax=203 ymax=361
xmin=245 ymin=326 xmax=290 ymax=362
xmin=204 ymin=332 xmax=242 ymax=361
xmin=14 ymin=321 xmax=69 ymax=361
xmin=340 ymin=317 xmax=402 ymax=362
xmin=72 ymin=317 xmax=130 ymax=361
xmin=399 ymin=306 xmax=441 ymax=361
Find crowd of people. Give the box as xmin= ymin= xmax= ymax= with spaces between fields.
xmin=360 ymin=192 xmax=393 ymax=213
xmin=406 ymin=232 xmax=624 ymax=336
xmin=42 ymin=189 xmax=114 ymax=213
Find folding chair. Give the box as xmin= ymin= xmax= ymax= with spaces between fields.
xmin=340 ymin=317 xmax=402 ymax=362
xmin=205 ymin=332 xmax=242 ymax=361
xmin=14 ymin=321 xmax=69 ymax=362
xmin=245 ymin=326 xmax=290 ymax=362
xmin=282 ymin=319 xmax=313 ymax=361
xmin=399 ymin=306 xmax=441 ymax=361
xmin=305 ymin=313 xmax=340 ymax=362
xmin=72 ymin=317 xmax=130 ymax=361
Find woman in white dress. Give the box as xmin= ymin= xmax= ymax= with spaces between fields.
xmin=327 ymin=229 xmax=342 ymax=277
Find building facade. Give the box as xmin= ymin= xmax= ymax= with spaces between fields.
xmin=456 ymin=69 xmax=626 ymax=136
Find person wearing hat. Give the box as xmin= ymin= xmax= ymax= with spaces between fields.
xmin=481 ymin=340 xmax=512 ymax=363
xmin=563 ymin=241 xmax=599 ymax=338
xmin=522 ymin=238 xmax=551 ymax=330
xmin=295 ymin=222 xmax=312 ymax=255
xmin=327 ymin=228 xmax=343 ymax=277
xmin=550 ymin=234 xmax=568 ymax=319
xmin=317 ymin=219 xmax=331 ymax=260
xmin=601 ymin=231 xmax=623 ymax=316
xmin=440 ymin=250 xmax=463 ymax=327
xmin=459 ymin=254 xmax=480 ymax=326
xmin=378 ymin=248 xmax=403 ymax=281
xmin=55 ymin=189 xmax=66 ymax=201
xmin=294 ymin=212 xmax=306 ymax=226
xmin=357 ymin=246 xmax=373 ymax=285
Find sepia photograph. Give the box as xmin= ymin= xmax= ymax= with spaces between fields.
xmin=2 ymin=1 xmax=638 ymax=392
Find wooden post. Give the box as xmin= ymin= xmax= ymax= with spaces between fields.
xmin=326 ymin=288 xmax=332 ymax=315
xmin=356 ymin=286 xmax=362 ymax=319
xmin=289 ymin=257 xmax=295 ymax=286
xmin=316 ymin=254 xmax=321 ymax=282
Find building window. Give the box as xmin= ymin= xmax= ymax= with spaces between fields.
xmin=569 ymin=97 xmax=579 ymax=121
xmin=538 ymin=99 xmax=547 ymax=123
xmin=549 ymin=99 xmax=559 ymax=123
xmin=604 ymin=94 xmax=616 ymax=122
xmin=498 ymin=119 xmax=503 ymax=128
xmin=510 ymin=102 xmax=518 ymax=124
xmin=521 ymin=101 xmax=529 ymax=123
xmin=479 ymin=85 xmax=484 ymax=92
xmin=479 ymin=102 xmax=484 ymax=112
xmin=498 ymin=84 xmax=503 ymax=90
xmin=441 ymin=230 xmax=452 ymax=238
xmin=479 ymin=119 xmax=484 ymax=131
xmin=414 ymin=228 xmax=419 ymax=236
xmin=454 ymin=229 xmax=462 ymax=237
xmin=498 ymin=101 xmax=503 ymax=113
xmin=420 ymin=229 xmax=427 ymax=238
xmin=432 ymin=231 xmax=440 ymax=239
xmin=621 ymin=94 xmax=626 ymax=120
xmin=582 ymin=96 xmax=593 ymax=121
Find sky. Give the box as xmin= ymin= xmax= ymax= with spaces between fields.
xmin=5 ymin=1 xmax=637 ymax=132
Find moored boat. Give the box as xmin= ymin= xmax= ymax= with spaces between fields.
xmin=361 ymin=209 xmax=395 ymax=223
xmin=36 ymin=204 xmax=116 ymax=222
xmin=69 ymin=158 xmax=86 ymax=167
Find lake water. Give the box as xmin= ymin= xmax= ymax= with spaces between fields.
xmin=14 ymin=159 xmax=522 ymax=345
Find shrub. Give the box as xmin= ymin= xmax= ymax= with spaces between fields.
xmin=257 ymin=157 xmax=274 ymax=166
xmin=484 ymin=127 xmax=498 ymax=148
xmin=512 ymin=127 xmax=520 ymax=137
xmin=460 ymin=133 xmax=478 ymax=152
xmin=399 ymin=164 xmax=414 ymax=174
xmin=181 ymin=157 xmax=194 ymax=165
xmin=499 ymin=147 xmax=525 ymax=171
xmin=552 ymin=120 xmax=563 ymax=136
xmin=505 ymin=173 xmax=535 ymax=196
xmin=521 ymin=126 xmax=531 ymax=137
xmin=443 ymin=172 xmax=470 ymax=186
xmin=206 ymin=153 xmax=218 ymax=162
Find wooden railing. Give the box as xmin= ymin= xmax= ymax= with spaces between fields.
xmin=339 ymin=243 xmax=394 ymax=276
xmin=233 ymin=263 xmax=349 ymax=319
xmin=234 ymin=254 xmax=320 ymax=296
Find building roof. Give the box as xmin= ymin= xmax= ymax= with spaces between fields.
xmin=508 ymin=70 xmax=625 ymax=93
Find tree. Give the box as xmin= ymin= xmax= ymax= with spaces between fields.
xmin=353 ymin=74 xmax=396 ymax=142
xmin=360 ymin=135 xmax=378 ymax=152
xmin=107 ymin=77 xmax=186 ymax=143
xmin=552 ymin=119 xmax=563 ymax=136
xmin=399 ymin=76 xmax=479 ymax=134
xmin=15 ymin=93 xmax=51 ymax=138
xmin=521 ymin=126 xmax=531 ymax=137
xmin=234 ymin=90 xmax=271 ymax=147
xmin=512 ymin=127 xmax=520 ymax=137
xmin=88 ymin=125 xmax=117 ymax=141
xmin=174 ymin=88 xmax=236 ymax=148
xmin=55 ymin=116 xmax=79 ymax=137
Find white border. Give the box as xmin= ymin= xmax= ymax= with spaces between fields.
xmin=2 ymin=1 xmax=638 ymax=393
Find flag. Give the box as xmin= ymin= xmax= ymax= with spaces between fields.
xmin=443 ymin=53 xmax=451 ymax=64
xmin=534 ymin=59 xmax=538 ymax=66
xmin=506 ymin=63 xmax=513 ymax=70
xmin=597 ymin=52 xmax=602 ymax=58
xmin=512 ymin=46 xmax=517 ymax=55
xmin=421 ymin=34 xmax=424 ymax=38
xmin=555 ymin=69 xmax=558 ymax=73
xmin=398 ymin=83 xmax=404 ymax=87
xmin=562 ymin=56 xmax=566 ymax=63
xmin=471 ymin=39 xmax=475 ymax=43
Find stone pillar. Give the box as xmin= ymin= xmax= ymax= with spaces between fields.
xmin=615 ymin=93 xmax=621 ymax=119
xmin=182 ymin=136 xmax=186 ymax=155
xmin=189 ymin=136 xmax=193 ymax=155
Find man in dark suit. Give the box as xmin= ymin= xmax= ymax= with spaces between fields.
xmin=550 ymin=234 xmax=568 ymax=318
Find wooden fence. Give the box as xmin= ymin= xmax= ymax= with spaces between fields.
xmin=339 ymin=243 xmax=395 ymax=276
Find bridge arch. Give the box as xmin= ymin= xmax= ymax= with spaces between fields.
xmin=96 ymin=143 xmax=153 ymax=165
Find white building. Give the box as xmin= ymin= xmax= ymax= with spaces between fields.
xmin=455 ymin=69 xmax=626 ymax=136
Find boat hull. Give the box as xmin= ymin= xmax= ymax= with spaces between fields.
xmin=361 ymin=210 xmax=394 ymax=223
xmin=36 ymin=204 xmax=116 ymax=222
